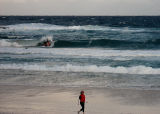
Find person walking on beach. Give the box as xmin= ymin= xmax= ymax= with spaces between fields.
xmin=78 ymin=90 xmax=85 ymax=114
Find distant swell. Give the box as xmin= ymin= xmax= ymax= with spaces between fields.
xmin=53 ymin=39 xmax=160 ymax=49
xmin=1 ymin=16 xmax=160 ymax=28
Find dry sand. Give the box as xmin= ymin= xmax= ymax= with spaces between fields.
xmin=0 ymin=85 xmax=160 ymax=114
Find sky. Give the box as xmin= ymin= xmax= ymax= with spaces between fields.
xmin=0 ymin=0 xmax=160 ymax=16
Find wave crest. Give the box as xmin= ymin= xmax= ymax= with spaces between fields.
xmin=5 ymin=23 xmax=107 ymax=31
xmin=0 ymin=64 xmax=160 ymax=74
xmin=4 ymin=23 xmax=147 ymax=32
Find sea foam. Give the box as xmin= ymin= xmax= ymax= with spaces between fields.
xmin=1 ymin=47 xmax=160 ymax=57
xmin=0 ymin=63 xmax=160 ymax=74
xmin=3 ymin=23 xmax=150 ymax=32
xmin=0 ymin=39 xmax=21 ymax=47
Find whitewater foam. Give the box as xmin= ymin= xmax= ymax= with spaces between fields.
xmin=4 ymin=23 xmax=111 ymax=31
xmin=40 ymin=36 xmax=53 ymax=42
xmin=0 ymin=40 xmax=21 ymax=47
xmin=3 ymin=23 xmax=153 ymax=32
xmin=1 ymin=47 xmax=160 ymax=57
xmin=0 ymin=63 xmax=160 ymax=74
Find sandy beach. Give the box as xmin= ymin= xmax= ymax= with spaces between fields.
xmin=0 ymin=85 xmax=160 ymax=114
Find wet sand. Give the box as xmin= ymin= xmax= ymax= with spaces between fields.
xmin=0 ymin=85 xmax=160 ymax=114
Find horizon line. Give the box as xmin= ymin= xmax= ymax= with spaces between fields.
xmin=0 ymin=15 xmax=160 ymax=17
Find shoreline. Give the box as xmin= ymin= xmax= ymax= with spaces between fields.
xmin=0 ymin=85 xmax=160 ymax=114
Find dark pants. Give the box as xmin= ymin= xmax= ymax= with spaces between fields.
xmin=80 ymin=102 xmax=85 ymax=112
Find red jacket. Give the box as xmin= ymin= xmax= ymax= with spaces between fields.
xmin=79 ymin=94 xmax=85 ymax=103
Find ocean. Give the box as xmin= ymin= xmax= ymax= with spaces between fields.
xmin=0 ymin=16 xmax=160 ymax=90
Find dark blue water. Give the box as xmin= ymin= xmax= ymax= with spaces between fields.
xmin=1 ymin=16 xmax=160 ymax=27
xmin=0 ymin=16 xmax=160 ymax=49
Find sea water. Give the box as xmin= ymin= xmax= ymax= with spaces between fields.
xmin=0 ymin=16 xmax=160 ymax=90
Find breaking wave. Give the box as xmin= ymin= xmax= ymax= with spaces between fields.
xmin=1 ymin=47 xmax=160 ymax=57
xmin=3 ymin=23 xmax=149 ymax=32
xmin=0 ymin=63 xmax=160 ymax=74
xmin=1 ymin=23 xmax=160 ymax=49
xmin=0 ymin=38 xmax=160 ymax=49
